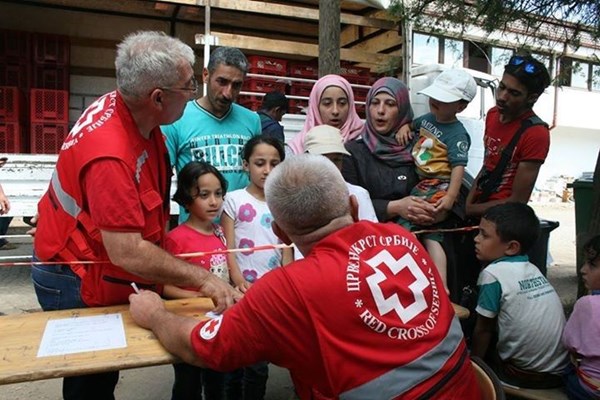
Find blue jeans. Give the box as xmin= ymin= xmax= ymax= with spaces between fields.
xmin=0 ymin=216 xmax=12 ymax=246
xmin=31 ymin=258 xmax=119 ymax=400
xmin=564 ymin=363 xmax=600 ymax=400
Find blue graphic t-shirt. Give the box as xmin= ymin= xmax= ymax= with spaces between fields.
xmin=162 ymin=101 xmax=261 ymax=222
xmin=411 ymin=113 xmax=470 ymax=179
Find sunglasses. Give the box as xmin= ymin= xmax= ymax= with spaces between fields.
xmin=508 ymin=56 xmax=540 ymax=75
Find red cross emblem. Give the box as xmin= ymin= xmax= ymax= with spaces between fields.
xmin=199 ymin=314 xmax=223 ymax=340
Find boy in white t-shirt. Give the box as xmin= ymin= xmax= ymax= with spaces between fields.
xmin=291 ymin=125 xmax=378 ymax=261
xmin=303 ymin=125 xmax=378 ymax=223
xmin=471 ymin=202 xmax=568 ymax=388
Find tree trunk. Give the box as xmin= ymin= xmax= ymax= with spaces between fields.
xmin=590 ymin=150 xmax=600 ymax=242
xmin=318 ymin=0 xmax=341 ymax=77
xmin=576 ymin=149 xmax=600 ymax=298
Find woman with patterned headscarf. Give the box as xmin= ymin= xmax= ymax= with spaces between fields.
xmin=342 ymin=77 xmax=437 ymax=224
xmin=288 ymin=74 xmax=364 ymax=154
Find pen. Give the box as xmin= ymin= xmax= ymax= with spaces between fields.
xmin=130 ymin=282 xmax=140 ymax=294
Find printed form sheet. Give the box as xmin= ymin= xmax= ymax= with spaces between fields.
xmin=37 ymin=313 xmax=127 ymax=357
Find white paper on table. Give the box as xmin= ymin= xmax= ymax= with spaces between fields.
xmin=37 ymin=313 xmax=127 ymax=357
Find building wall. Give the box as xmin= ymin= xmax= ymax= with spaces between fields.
xmin=534 ymin=86 xmax=600 ymax=183
xmin=540 ymin=126 xmax=600 ymax=184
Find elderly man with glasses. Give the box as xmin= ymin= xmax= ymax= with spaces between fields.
xmin=161 ymin=46 xmax=262 ymax=223
xmin=32 ymin=31 xmax=240 ymax=400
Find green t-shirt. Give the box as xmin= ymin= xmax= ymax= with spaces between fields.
xmin=161 ymin=100 xmax=261 ymax=222
xmin=411 ymin=113 xmax=470 ymax=180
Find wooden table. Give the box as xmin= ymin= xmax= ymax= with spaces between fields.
xmin=503 ymin=384 xmax=568 ymax=400
xmin=0 ymin=298 xmax=470 ymax=385
xmin=0 ymin=297 xmax=213 ymax=385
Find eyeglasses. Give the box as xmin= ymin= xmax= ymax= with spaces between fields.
xmin=159 ymin=75 xmax=199 ymax=94
xmin=508 ymin=56 xmax=540 ymax=75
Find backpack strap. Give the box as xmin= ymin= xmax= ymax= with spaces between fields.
xmin=477 ymin=116 xmax=547 ymax=202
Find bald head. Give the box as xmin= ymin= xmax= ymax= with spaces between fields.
xmin=265 ymin=154 xmax=350 ymax=238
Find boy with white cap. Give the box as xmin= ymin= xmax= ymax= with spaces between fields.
xmin=304 ymin=125 xmax=378 ymax=223
xmin=397 ymin=68 xmax=477 ymax=293
xmin=291 ymin=125 xmax=378 ymax=260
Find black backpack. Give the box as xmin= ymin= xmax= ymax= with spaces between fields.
xmin=477 ymin=115 xmax=547 ymax=202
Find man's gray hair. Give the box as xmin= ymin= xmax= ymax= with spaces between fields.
xmin=207 ymin=47 xmax=249 ymax=74
xmin=115 ymin=31 xmax=195 ymax=98
xmin=265 ymin=154 xmax=349 ymax=235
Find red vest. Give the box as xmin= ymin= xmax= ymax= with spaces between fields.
xmin=34 ymin=91 xmax=170 ymax=306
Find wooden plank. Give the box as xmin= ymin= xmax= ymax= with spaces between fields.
xmin=159 ymin=0 xmax=396 ymax=29
xmin=212 ymin=32 xmax=392 ymax=65
xmin=341 ymin=25 xmax=389 ymax=47
xmin=21 ymin=0 xmax=180 ymax=18
xmin=0 ymin=297 xmax=213 ymax=385
xmin=70 ymin=66 xmax=116 ymax=78
xmin=357 ymin=51 xmax=402 ymax=74
xmin=154 ymin=0 xmax=198 ymax=6
xmin=211 ymin=32 xmax=316 ymax=57
xmin=502 ymin=384 xmax=568 ymax=400
xmin=70 ymin=37 xmax=119 ymax=49
xmin=349 ymin=30 xmax=402 ymax=53
xmin=341 ymin=25 xmax=362 ymax=47
xmin=340 ymin=7 xmax=398 ymax=47
xmin=208 ymin=9 xmax=319 ymax=38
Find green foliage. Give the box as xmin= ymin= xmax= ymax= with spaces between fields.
xmin=387 ymin=0 xmax=600 ymax=49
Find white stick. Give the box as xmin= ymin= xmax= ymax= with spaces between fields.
xmin=0 ymin=235 xmax=32 ymax=239
xmin=130 ymin=282 xmax=140 ymax=294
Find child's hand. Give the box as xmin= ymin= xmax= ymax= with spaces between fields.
xmin=26 ymin=213 xmax=38 ymax=236
xmin=434 ymin=195 xmax=455 ymax=212
xmin=235 ymin=281 xmax=252 ymax=293
xmin=395 ymin=123 xmax=414 ymax=146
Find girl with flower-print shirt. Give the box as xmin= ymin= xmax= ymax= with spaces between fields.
xmin=221 ymin=135 xmax=292 ymax=400
xmin=222 ymin=135 xmax=292 ymax=293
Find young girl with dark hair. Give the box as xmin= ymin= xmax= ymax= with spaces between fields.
xmin=221 ymin=135 xmax=293 ymax=399
xmin=563 ymin=235 xmax=600 ymax=400
xmin=165 ymin=160 xmax=229 ymax=400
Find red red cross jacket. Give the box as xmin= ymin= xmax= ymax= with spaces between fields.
xmin=35 ymin=91 xmax=170 ymax=306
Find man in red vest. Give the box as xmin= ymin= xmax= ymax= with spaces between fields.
xmin=130 ymin=154 xmax=482 ymax=400
xmin=33 ymin=31 xmax=239 ymax=400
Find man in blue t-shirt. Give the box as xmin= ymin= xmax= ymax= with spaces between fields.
xmin=162 ymin=47 xmax=261 ymax=222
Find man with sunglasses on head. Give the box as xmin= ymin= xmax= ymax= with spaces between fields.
xmin=162 ymin=46 xmax=261 ymax=223
xmin=32 ymin=31 xmax=239 ymax=400
xmin=466 ymin=54 xmax=551 ymax=217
